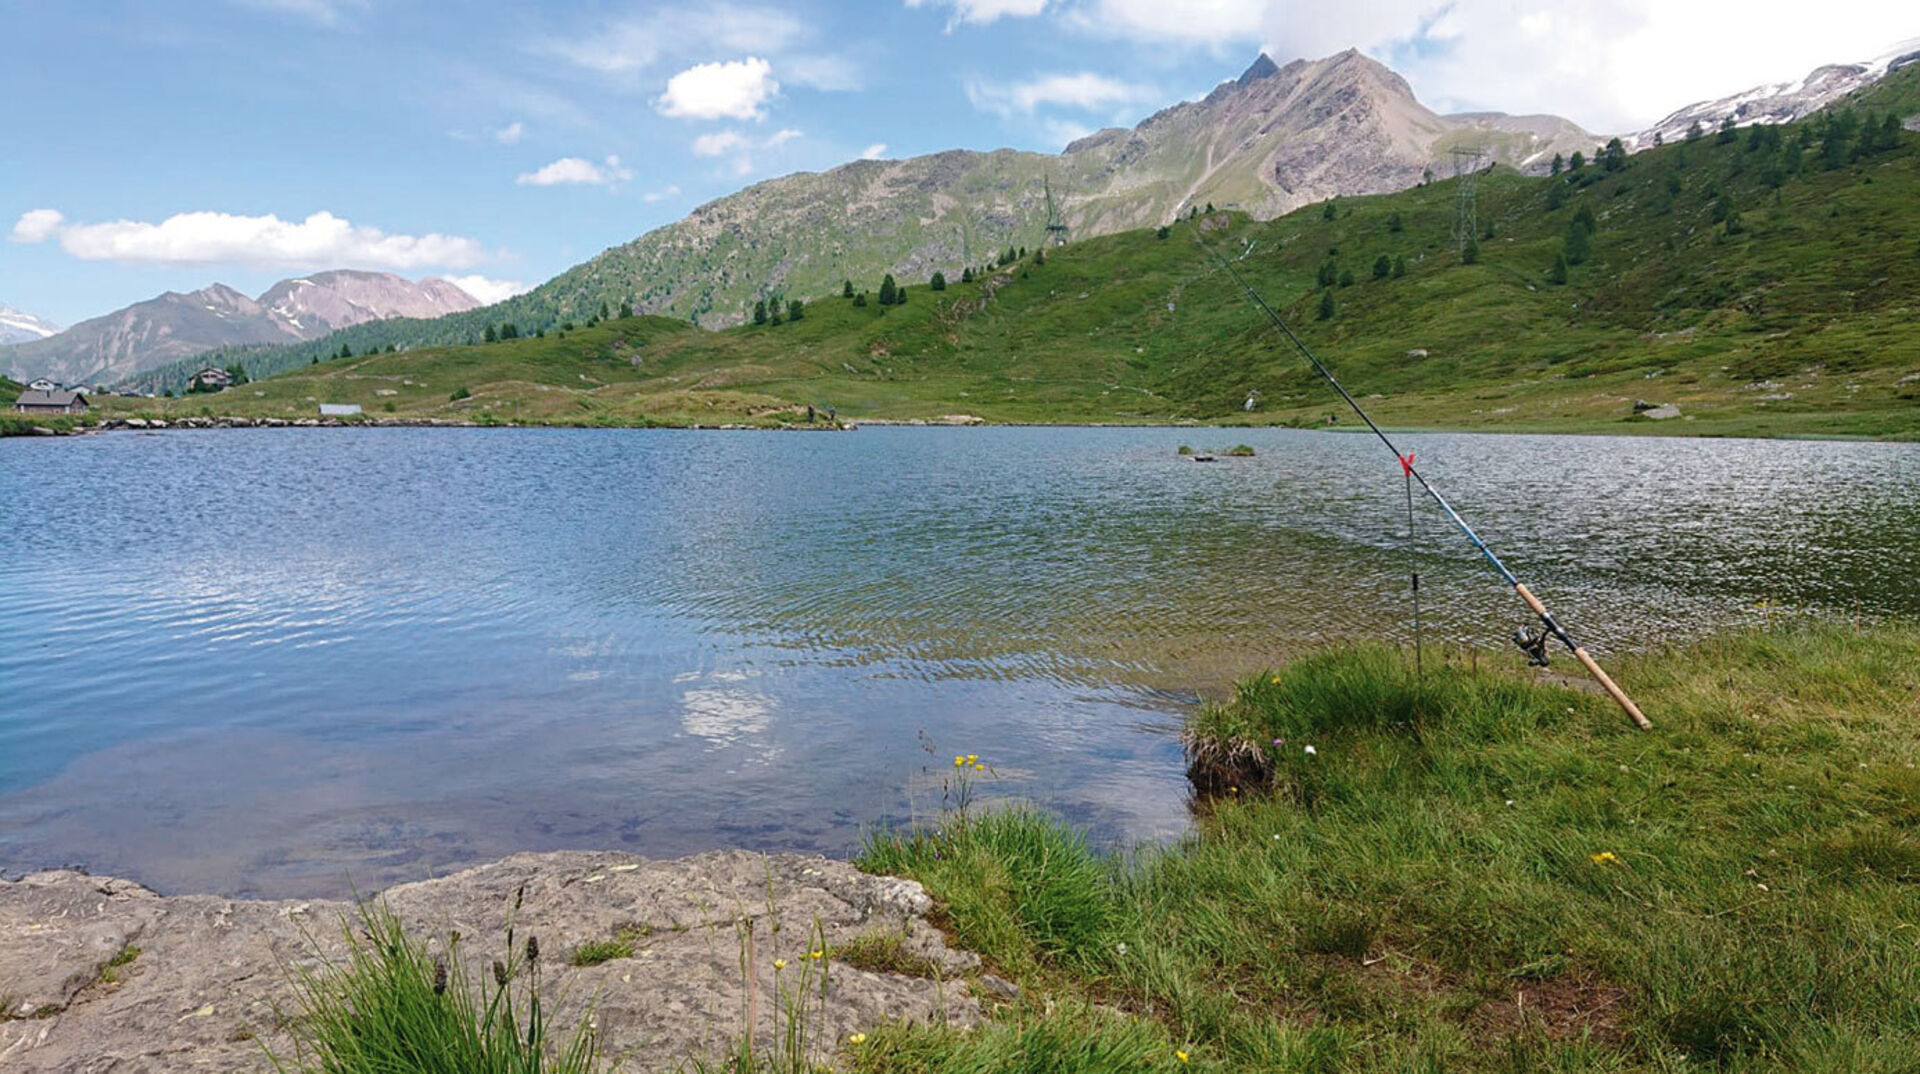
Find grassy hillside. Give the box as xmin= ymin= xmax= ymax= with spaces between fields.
xmin=98 ymin=108 xmax=1920 ymax=438
xmin=855 ymin=622 xmax=1920 ymax=1071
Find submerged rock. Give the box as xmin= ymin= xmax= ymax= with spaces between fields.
xmin=0 ymin=850 xmax=978 ymax=1072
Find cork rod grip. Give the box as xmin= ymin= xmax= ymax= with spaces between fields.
xmin=1513 ymin=584 xmax=1652 ymax=730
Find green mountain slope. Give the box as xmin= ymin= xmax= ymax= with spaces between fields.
xmin=105 ymin=108 xmax=1920 ymax=439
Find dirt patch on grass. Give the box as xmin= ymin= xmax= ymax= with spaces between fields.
xmin=1462 ymin=975 xmax=1631 ymax=1045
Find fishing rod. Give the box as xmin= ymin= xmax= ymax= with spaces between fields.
xmin=1196 ymin=232 xmax=1651 ymax=731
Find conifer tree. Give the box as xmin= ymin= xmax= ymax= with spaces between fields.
xmin=788 ymin=299 xmax=804 ymax=321
xmin=1322 ymin=200 xmax=1337 ymax=220
xmin=878 ymin=274 xmax=897 ymax=305
xmin=1373 ymin=254 xmax=1391 ymax=279
xmin=1550 ymin=153 xmax=1563 ymax=176
xmin=1564 ymin=218 xmax=1592 ymax=265
xmin=753 ymin=299 xmax=768 ymax=325
xmin=484 ymin=324 xmax=496 ymax=342
xmin=843 ymin=279 xmax=854 ymax=298
xmin=961 ymin=267 xmax=974 ymax=284
xmin=1317 ymin=289 xmax=1335 ymax=320
xmin=930 ymin=271 xmax=947 ymax=291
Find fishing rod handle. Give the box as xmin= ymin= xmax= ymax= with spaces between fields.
xmin=1573 ymin=647 xmax=1653 ymax=730
xmin=1513 ymin=584 xmax=1653 ymax=730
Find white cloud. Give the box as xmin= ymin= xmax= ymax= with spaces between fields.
xmin=966 ymin=72 xmax=1160 ymax=116
xmin=906 ymin=0 xmax=1049 ymax=28
xmin=692 ymin=131 xmax=749 ymax=157
xmin=692 ymin=129 xmax=802 ymax=175
xmin=643 ymin=185 xmax=683 ymax=203
xmin=25 ymin=209 xmax=488 ymax=269
xmin=1067 ymin=0 xmax=1265 ymax=44
xmin=860 ymin=143 xmax=889 ymax=160
xmin=656 ymin=57 xmax=779 ymax=120
xmin=493 ymin=121 xmax=524 ymax=145
xmin=515 ymin=155 xmax=635 ymax=186
xmin=11 ymin=208 xmax=66 ymax=243
xmin=783 ymin=54 xmax=864 ymax=91
xmin=539 ymin=5 xmax=807 ymax=75
xmin=441 ymin=274 xmax=531 ymax=305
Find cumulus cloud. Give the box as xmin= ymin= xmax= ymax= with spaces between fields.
xmin=860 ymin=143 xmax=889 ymax=160
xmin=18 ymin=209 xmax=488 ymax=269
xmin=966 ymin=72 xmax=1160 ymax=116
xmin=906 ymin=0 xmax=1049 ymax=28
xmin=493 ymin=121 xmax=524 ymax=145
xmin=10 ymin=208 xmax=66 ymax=243
xmin=515 ymin=155 xmax=635 ymax=186
xmin=656 ymin=57 xmax=779 ymax=120
xmin=643 ymin=185 xmax=683 ymax=203
xmin=441 ymin=274 xmax=531 ymax=305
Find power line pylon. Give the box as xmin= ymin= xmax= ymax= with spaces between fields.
xmin=1043 ymin=174 xmax=1069 ymax=248
xmin=1450 ymin=146 xmax=1487 ymax=257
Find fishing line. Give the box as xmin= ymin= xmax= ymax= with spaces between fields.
xmin=1192 ymin=227 xmax=1651 ymax=730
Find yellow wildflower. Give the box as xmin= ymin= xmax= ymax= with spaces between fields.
xmin=954 ymin=755 xmax=964 ymax=767
xmin=810 ymin=949 xmax=824 ymax=960
xmin=773 ymin=959 xmax=787 ymax=970
xmin=1176 ymin=1050 xmax=1190 ymax=1063
xmin=849 ymin=1032 xmax=868 ymax=1045
xmin=974 ymin=762 xmax=985 ymax=771
xmin=1590 ymin=851 xmax=1620 ymax=865
xmin=966 ymin=754 xmax=977 ymax=763
xmin=1270 ymin=676 xmax=1281 ymax=684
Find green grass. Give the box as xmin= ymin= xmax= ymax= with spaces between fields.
xmin=94 ymin=109 xmax=1920 ymax=440
xmin=274 ymin=900 xmax=601 ymax=1074
xmin=566 ymin=938 xmax=633 ymax=968
xmin=832 ymin=931 xmax=945 ymax=980
xmin=857 ymin=622 xmax=1920 ymax=1071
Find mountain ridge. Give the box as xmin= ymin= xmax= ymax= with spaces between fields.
xmin=0 ymin=304 xmax=61 ymax=346
xmin=0 ymin=271 xmax=481 ymax=386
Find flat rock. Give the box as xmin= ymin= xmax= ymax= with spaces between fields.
xmin=1639 ymin=403 xmax=1682 ymax=420
xmin=0 ymin=850 xmax=978 ymax=1071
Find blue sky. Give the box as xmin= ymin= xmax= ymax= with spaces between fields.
xmin=3 ymin=0 xmax=1910 ymax=327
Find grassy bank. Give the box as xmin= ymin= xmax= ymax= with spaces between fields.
xmin=858 ymin=622 xmax=1920 ymax=1071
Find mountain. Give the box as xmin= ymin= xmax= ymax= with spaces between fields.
xmin=0 ymin=304 xmax=61 ymax=345
xmin=455 ymin=50 xmax=1597 ymax=332
xmin=0 ymin=271 xmax=481 ymax=386
xmin=1631 ymin=39 xmax=1920 ymax=147
xmin=100 ymin=99 xmax=1920 ymax=440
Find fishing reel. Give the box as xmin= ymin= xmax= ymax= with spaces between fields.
xmin=1512 ymin=625 xmax=1553 ymax=667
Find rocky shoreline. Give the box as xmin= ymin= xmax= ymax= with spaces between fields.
xmin=0 ymin=850 xmax=987 ymax=1072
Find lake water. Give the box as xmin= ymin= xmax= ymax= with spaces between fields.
xmin=3 ymin=426 xmax=1916 ymax=897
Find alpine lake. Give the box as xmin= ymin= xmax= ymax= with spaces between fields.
xmin=3 ymin=425 xmax=1915 ymax=897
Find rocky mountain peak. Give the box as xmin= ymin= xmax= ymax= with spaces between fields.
xmin=1238 ymin=53 xmax=1280 ymax=85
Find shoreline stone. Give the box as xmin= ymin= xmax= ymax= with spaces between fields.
xmin=0 ymin=849 xmax=978 ymax=1071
